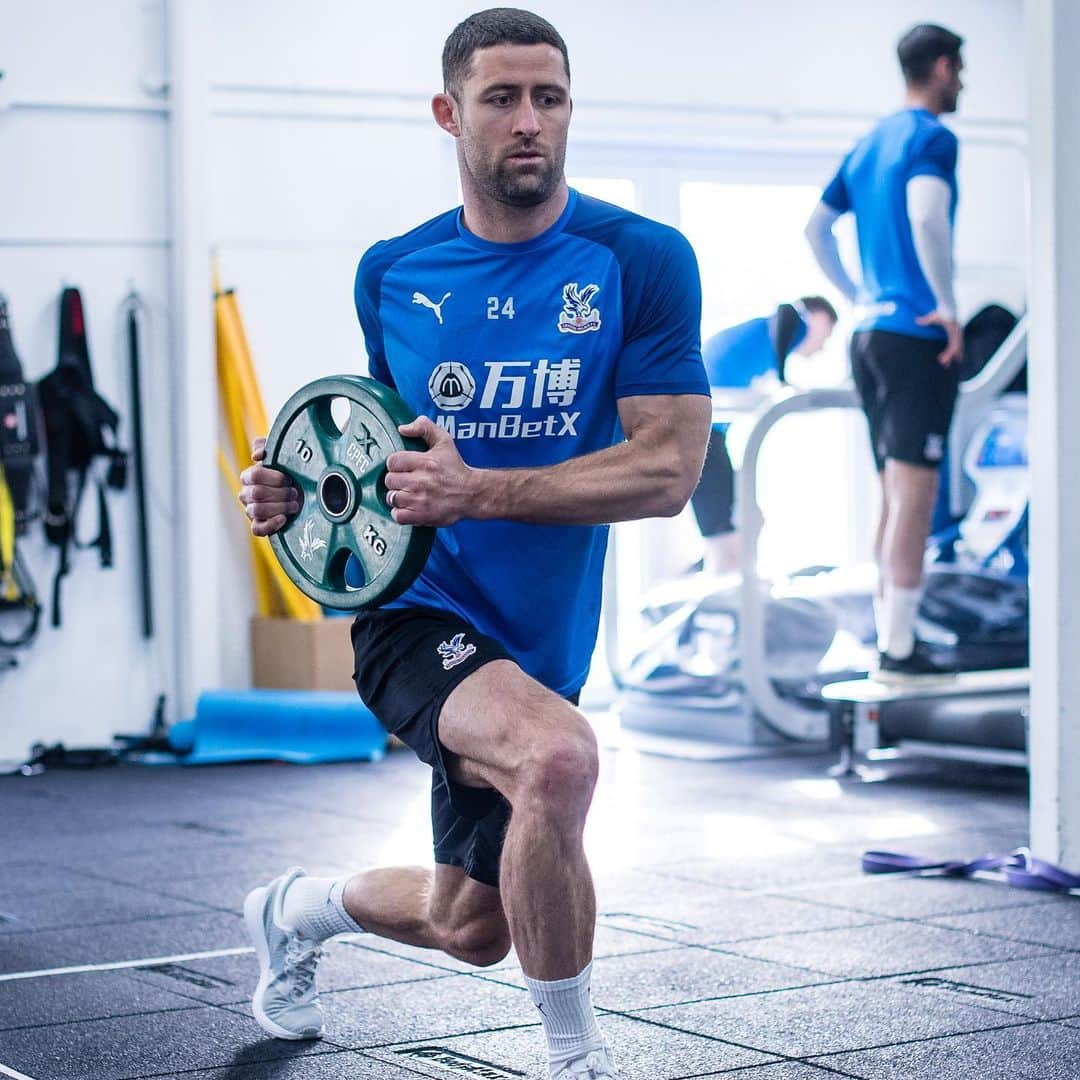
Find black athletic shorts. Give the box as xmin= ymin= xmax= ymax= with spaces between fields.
xmin=690 ymin=427 xmax=735 ymax=537
xmin=352 ymin=605 xmax=579 ymax=889
xmin=851 ymin=329 xmax=960 ymax=471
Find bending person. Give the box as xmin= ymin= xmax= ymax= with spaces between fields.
xmin=237 ymin=9 xmax=711 ymax=1079
xmin=806 ymin=23 xmax=965 ymax=680
xmin=690 ymin=297 xmax=838 ymax=575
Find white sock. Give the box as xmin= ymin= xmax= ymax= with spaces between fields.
xmin=523 ymin=962 xmax=605 ymax=1068
xmin=279 ymin=876 xmax=364 ymax=941
xmin=883 ymin=585 xmax=921 ymax=659
xmin=873 ymin=592 xmax=888 ymax=654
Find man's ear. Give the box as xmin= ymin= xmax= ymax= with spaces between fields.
xmin=932 ymin=54 xmax=953 ymax=84
xmin=432 ymin=92 xmax=461 ymax=137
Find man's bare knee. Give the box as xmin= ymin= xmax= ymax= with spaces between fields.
xmin=441 ymin=913 xmax=512 ymax=967
xmin=517 ymin=712 xmax=599 ymax=822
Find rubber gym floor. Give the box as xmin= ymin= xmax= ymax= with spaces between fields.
xmin=2 ymin=735 xmax=1078 ymax=1080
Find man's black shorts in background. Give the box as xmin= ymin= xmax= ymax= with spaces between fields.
xmin=851 ymin=329 xmax=960 ymax=471
xmin=690 ymin=427 xmax=736 ymax=537
xmin=352 ymin=606 xmax=580 ymax=889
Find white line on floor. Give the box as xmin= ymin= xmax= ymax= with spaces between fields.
xmin=0 ymin=1063 xmax=38 ymax=1079
xmin=0 ymin=947 xmax=253 ymax=983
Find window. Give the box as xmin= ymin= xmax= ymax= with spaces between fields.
xmin=681 ymin=181 xmax=852 ymax=384
xmin=580 ymin=169 xmax=874 ymax=699
xmin=568 ymin=177 xmax=637 ymax=211
xmin=680 ymin=180 xmax=869 ymax=577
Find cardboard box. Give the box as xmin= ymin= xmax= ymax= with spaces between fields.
xmin=250 ymin=616 xmax=356 ymax=692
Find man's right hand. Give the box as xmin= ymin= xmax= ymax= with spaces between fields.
xmin=238 ymin=437 xmax=301 ymax=537
xmin=916 ymin=311 xmax=964 ymax=368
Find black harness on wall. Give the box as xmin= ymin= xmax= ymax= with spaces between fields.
xmin=37 ymin=287 xmax=128 ymax=627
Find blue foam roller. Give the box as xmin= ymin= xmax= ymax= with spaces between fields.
xmin=168 ymin=719 xmax=196 ymax=753
xmin=172 ymin=689 xmax=387 ymax=766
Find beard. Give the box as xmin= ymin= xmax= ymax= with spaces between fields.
xmin=463 ymin=138 xmax=567 ymax=208
xmin=938 ymin=85 xmax=961 ymax=114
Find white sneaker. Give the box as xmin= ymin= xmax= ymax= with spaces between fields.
xmin=243 ymin=867 xmax=325 ymax=1040
xmin=550 ymin=1043 xmax=621 ymax=1078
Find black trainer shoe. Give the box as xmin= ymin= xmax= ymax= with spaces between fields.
xmin=876 ymin=642 xmax=956 ymax=683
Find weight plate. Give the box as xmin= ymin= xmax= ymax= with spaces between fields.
xmin=263 ymin=374 xmax=435 ymax=611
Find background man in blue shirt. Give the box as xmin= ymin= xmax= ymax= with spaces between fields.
xmin=691 ymin=296 xmax=838 ymax=574
xmin=805 ymin=23 xmax=965 ymax=679
xmin=239 ymin=9 xmax=710 ymax=1077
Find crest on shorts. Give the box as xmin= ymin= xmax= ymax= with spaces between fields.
xmin=437 ymin=632 xmax=477 ymax=671
xmin=557 ymin=282 xmax=601 ymax=334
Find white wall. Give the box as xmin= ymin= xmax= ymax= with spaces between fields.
xmin=0 ymin=0 xmax=175 ymax=762
xmin=0 ymin=0 xmax=1028 ymax=759
xmin=1027 ymin=0 xmax=1080 ymax=866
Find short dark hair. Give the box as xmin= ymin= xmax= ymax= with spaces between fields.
xmin=897 ymin=23 xmax=963 ymax=85
xmin=799 ymin=295 xmax=839 ymax=323
xmin=442 ymin=8 xmax=570 ymax=98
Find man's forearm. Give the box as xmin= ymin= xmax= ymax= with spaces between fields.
xmin=805 ymin=202 xmax=858 ymax=303
xmin=387 ymin=395 xmax=711 ymax=530
xmin=469 ymin=395 xmax=711 ymax=526
xmin=471 ymin=440 xmax=689 ymax=525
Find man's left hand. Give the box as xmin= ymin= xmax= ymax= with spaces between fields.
xmin=916 ymin=311 xmax=964 ymax=368
xmin=385 ymin=416 xmax=478 ymax=527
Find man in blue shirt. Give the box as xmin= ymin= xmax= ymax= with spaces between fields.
xmin=805 ymin=23 xmax=965 ymax=680
xmin=238 ymin=9 xmax=710 ymax=1078
xmin=691 ymin=297 xmax=838 ymax=574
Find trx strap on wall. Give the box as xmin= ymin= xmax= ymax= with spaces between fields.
xmin=37 ymin=287 xmax=128 ymax=627
xmin=0 ymin=462 xmax=41 ymax=651
xmin=0 ymin=295 xmax=40 ymax=534
xmin=125 ymin=291 xmax=153 ymax=639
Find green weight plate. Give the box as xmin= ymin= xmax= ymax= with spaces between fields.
xmin=264 ymin=374 xmax=435 ymax=611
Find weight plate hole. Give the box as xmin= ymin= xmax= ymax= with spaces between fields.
xmin=333 ymin=549 xmax=366 ymax=592
xmin=319 ymin=472 xmax=352 ymax=517
xmin=329 ymin=396 xmax=351 ymax=435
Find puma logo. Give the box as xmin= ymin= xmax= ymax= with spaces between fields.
xmin=412 ymin=291 xmax=452 ymax=325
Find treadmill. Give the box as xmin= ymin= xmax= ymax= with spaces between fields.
xmin=610 ymin=316 xmax=1030 ymax=770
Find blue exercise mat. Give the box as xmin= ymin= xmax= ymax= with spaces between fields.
xmin=165 ymin=689 xmax=387 ymax=765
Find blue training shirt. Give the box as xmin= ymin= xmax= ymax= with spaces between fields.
xmin=354 ymin=189 xmax=708 ymax=695
xmin=703 ymin=311 xmax=806 ymax=431
xmin=703 ymin=313 xmax=807 ymax=388
xmin=822 ymin=108 xmax=958 ymax=340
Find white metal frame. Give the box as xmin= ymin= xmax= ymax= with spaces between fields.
xmin=735 ymin=387 xmax=860 ymax=740
xmin=947 ymin=316 xmax=1028 ymax=516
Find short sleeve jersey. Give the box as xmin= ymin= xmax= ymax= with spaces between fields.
xmin=703 ymin=310 xmax=807 ymax=431
xmin=354 ymin=190 xmax=708 ymax=695
xmin=822 ymin=108 xmax=959 ymax=340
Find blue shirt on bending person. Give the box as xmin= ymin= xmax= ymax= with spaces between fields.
xmin=703 ymin=297 xmax=838 ymax=428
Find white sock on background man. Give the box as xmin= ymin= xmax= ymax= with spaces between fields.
xmin=883 ymin=584 xmax=921 ymax=659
